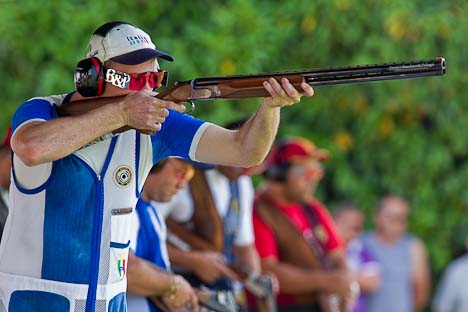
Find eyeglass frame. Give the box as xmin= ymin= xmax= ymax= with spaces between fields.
xmin=105 ymin=68 xmax=168 ymax=90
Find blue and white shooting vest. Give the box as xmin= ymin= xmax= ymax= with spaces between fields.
xmin=0 ymin=94 xmax=206 ymax=312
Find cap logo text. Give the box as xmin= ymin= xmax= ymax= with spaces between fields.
xmin=126 ymin=35 xmax=150 ymax=46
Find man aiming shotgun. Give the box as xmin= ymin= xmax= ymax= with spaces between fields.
xmin=0 ymin=20 xmax=313 ymax=311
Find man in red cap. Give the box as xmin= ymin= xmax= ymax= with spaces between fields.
xmin=0 ymin=126 xmax=11 ymax=242
xmin=252 ymin=137 xmax=356 ymax=312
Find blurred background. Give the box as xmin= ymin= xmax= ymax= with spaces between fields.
xmin=0 ymin=0 xmax=466 ymax=308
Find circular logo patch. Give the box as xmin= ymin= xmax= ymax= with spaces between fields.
xmin=114 ymin=166 xmax=133 ymax=188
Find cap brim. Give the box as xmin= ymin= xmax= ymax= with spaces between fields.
xmin=287 ymin=149 xmax=331 ymax=164
xmin=110 ymin=48 xmax=174 ymax=65
xmin=189 ymin=161 xmax=216 ymax=170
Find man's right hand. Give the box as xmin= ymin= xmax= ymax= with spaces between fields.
xmin=192 ymin=251 xmax=240 ymax=284
xmin=119 ymin=91 xmax=185 ymax=132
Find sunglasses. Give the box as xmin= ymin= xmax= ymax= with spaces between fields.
xmin=105 ymin=68 xmax=168 ymax=90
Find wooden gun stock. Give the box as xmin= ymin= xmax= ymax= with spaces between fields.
xmin=57 ymin=57 xmax=445 ymax=135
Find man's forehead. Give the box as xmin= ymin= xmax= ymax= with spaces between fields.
xmin=168 ymin=158 xmax=193 ymax=170
xmin=383 ymin=199 xmax=409 ymax=212
xmin=108 ymin=58 xmax=160 ymax=71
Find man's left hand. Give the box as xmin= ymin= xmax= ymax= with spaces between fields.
xmin=262 ymin=78 xmax=314 ymax=108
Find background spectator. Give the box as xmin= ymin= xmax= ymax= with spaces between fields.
xmin=333 ymin=203 xmax=381 ymax=312
xmin=363 ymin=195 xmax=431 ymax=312
xmin=432 ymin=229 xmax=468 ymax=312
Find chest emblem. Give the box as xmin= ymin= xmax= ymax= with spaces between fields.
xmin=114 ymin=166 xmax=133 ymax=188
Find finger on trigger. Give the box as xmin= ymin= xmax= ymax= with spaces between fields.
xmin=166 ymin=101 xmax=186 ymax=113
xmin=160 ymin=108 xmax=169 ymax=118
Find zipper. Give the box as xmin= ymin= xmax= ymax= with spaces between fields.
xmin=85 ymin=172 xmax=104 ymax=312
xmin=84 ymin=137 xmax=118 ymax=312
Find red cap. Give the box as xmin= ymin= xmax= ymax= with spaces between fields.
xmin=266 ymin=137 xmax=330 ymax=167
xmin=2 ymin=126 xmax=12 ymax=148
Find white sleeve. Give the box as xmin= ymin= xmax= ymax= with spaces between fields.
xmin=233 ymin=176 xmax=255 ymax=246
xmin=13 ymin=154 xmax=52 ymax=190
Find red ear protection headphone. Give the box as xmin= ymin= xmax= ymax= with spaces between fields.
xmin=74 ymin=21 xmax=129 ymax=97
xmin=262 ymin=140 xmax=292 ymax=182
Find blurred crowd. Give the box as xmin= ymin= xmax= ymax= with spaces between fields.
xmin=0 ymin=123 xmax=466 ymax=312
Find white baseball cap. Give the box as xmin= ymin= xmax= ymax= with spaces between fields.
xmin=87 ymin=21 xmax=174 ymax=65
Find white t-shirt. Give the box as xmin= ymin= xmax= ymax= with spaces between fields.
xmin=157 ymin=169 xmax=254 ymax=246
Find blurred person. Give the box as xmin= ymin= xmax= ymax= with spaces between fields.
xmin=0 ymin=20 xmax=313 ymax=310
xmin=159 ymin=119 xmax=277 ymax=311
xmin=252 ymin=137 xmax=355 ymax=312
xmin=127 ymin=158 xmax=198 ymax=312
xmin=432 ymin=229 xmax=468 ymax=312
xmin=362 ymin=195 xmax=431 ymax=312
xmin=333 ymin=203 xmax=381 ymax=312
xmin=0 ymin=126 xmax=12 ymax=241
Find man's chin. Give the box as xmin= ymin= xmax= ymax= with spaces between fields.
xmin=158 ymin=195 xmax=172 ymax=203
xmin=161 ymin=192 xmax=178 ymax=202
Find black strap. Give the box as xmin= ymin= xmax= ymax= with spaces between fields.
xmin=300 ymin=203 xmax=326 ymax=262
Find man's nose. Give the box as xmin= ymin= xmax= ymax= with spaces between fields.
xmin=142 ymin=78 xmax=153 ymax=91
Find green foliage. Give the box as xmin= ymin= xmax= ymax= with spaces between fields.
xmin=1 ymin=0 xmax=467 ymax=295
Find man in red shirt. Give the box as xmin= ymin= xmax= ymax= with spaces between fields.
xmin=253 ymin=137 xmax=355 ymax=312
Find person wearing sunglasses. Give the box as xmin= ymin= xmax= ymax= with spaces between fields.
xmin=1 ymin=21 xmax=314 ymax=311
xmin=252 ymin=137 xmax=355 ymax=312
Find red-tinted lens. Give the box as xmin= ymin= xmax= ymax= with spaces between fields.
xmin=148 ymin=72 xmax=159 ymax=89
xmin=128 ymin=73 xmax=147 ymax=90
xmin=128 ymin=71 xmax=168 ymax=91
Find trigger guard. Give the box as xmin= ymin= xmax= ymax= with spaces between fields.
xmin=183 ymin=101 xmax=195 ymax=114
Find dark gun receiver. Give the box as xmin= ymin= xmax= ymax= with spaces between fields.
xmin=57 ymin=57 xmax=446 ymax=134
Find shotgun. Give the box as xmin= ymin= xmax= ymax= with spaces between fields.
xmin=156 ymin=57 xmax=446 ymax=103
xmin=58 ymin=57 xmax=446 ymax=134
